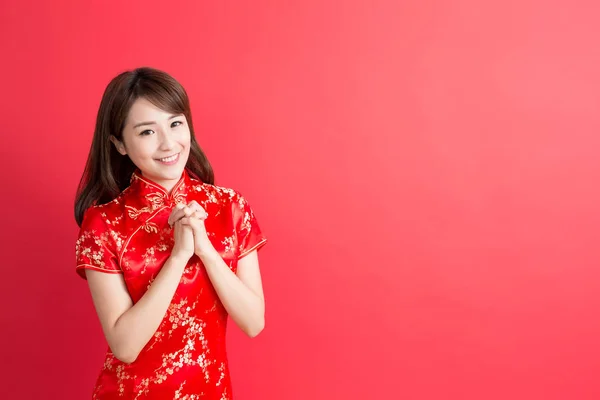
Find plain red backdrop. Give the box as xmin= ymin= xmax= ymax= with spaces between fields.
xmin=1 ymin=0 xmax=600 ymax=399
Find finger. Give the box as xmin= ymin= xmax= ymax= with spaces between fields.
xmin=173 ymin=203 xmax=186 ymax=213
xmin=188 ymin=216 xmax=207 ymax=232
xmin=170 ymin=206 xmax=194 ymax=227
xmin=187 ymin=200 xmax=200 ymax=211
xmin=169 ymin=204 xmax=187 ymax=226
xmin=188 ymin=204 xmax=206 ymax=218
xmin=188 ymin=200 xmax=206 ymax=214
xmin=188 ymin=219 xmax=203 ymax=235
xmin=174 ymin=218 xmax=186 ymax=227
xmin=192 ymin=210 xmax=208 ymax=220
xmin=172 ymin=219 xmax=180 ymax=232
xmin=178 ymin=217 xmax=189 ymax=226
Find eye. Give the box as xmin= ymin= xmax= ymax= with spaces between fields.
xmin=140 ymin=129 xmax=154 ymax=136
xmin=171 ymin=120 xmax=183 ymax=128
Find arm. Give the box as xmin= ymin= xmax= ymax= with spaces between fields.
xmin=172 ymin=200 xmax=266 ymax=337
xmin=200 ymin=249 xmax=265 ymax=338
xmin=85 ymin=254 xmax=188 ymax=364
xmin=84 ymin=217 xmax=195 ymax=364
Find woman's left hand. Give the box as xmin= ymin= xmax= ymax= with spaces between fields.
xmin=170 ymin=201 xmax=217 ymax=259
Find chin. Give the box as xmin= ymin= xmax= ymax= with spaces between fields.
xmin=156 ymin=167 xmax=185 ymax=180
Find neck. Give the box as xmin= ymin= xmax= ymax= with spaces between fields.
xmin=137 ymin=170 xmax=185 ymax=194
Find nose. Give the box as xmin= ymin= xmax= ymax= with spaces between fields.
xmin=158 ymin=128 xmax=175 ymax=151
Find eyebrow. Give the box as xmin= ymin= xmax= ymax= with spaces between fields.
xmin=132 ymin=114 xmax=181 ymax=129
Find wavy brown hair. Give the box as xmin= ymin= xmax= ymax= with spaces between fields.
xmin=74 ymin=67 xmax=214 ymax=226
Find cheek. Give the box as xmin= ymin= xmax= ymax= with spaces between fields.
xmin=179 ymin=129 xmax=192 ymax=147
xmin=128 ymin=138 xmax=157 ymax=161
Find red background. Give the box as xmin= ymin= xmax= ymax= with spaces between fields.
xmin=1 ymin=1 xmax=600 ymax=399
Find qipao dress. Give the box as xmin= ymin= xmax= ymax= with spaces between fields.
xmin=75 ymin=169 xmax=267 ymax=399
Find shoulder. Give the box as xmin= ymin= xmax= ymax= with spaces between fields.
xmin=80 ymin=193 xmax=127 ymax=230
xmin=188 ymin=178 xmax=244 ymax=206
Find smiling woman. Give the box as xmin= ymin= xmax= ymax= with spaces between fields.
xmin=110 ymin=98 xmax=192 ymax=191
xmin=74 ymin=67 xmax=268 ymax=399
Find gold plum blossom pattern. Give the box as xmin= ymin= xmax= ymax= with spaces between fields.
xmin=76 ymin=169 xmax=266 ymax=399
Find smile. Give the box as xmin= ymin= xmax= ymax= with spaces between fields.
xmin=156 ymin=153 xmax=180 ymax=164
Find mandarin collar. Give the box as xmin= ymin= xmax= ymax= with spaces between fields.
xmin=129 ymin=169 xmax=192 ymax=210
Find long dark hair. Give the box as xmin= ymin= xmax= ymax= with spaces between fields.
xmin=74 ymin=67 xmax=214 ymax=226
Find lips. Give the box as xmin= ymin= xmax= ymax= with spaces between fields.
xmin=156 ymin=152 xmax=180 ymax=165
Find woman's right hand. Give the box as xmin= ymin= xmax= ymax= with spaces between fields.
xmin=171 ymin=208 xmax=195 ymax=261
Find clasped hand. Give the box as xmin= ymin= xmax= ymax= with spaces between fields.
xmin=168 ymin=200 xmax=216 ymax=260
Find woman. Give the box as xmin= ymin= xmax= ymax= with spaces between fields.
xmin=74 ymin=67 xmax=267 ymax=399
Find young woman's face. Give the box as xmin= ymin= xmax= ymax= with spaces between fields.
xmin=112 ymin=97 xmax=191 ymax=191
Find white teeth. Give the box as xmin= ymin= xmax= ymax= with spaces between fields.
xmin=158 ymin=154 xmax=178 ymax=162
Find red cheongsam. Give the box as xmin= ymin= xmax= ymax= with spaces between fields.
xmin=75 ymin=169 xmax=267 ymax=399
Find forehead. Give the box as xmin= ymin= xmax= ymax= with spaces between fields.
xmin=127 ymin=97 xmax=173 ymax=124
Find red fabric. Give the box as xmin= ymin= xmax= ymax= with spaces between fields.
xmin=75 ymin=169 xmax=267 ymax=399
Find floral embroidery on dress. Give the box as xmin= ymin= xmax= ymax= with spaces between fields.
xmin=77 ymin=169 xmax=266 ymax=399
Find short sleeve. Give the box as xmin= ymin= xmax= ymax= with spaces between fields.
xmin=232 ymin=191 xmax=267 ymax=259
xmin=75 ymin=207 xmax=122 ymax=280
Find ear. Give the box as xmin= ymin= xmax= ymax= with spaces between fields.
xmin=110 ymin=135 xmax=127 ymax=155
